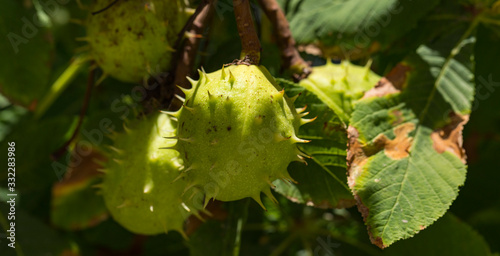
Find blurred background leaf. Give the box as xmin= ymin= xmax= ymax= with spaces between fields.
xmin=0 ymin=0 xmax=55 ymax=109
xmin=50 ymin=149 xmax=108 ymax=231
xmin=383 ymin=213 xmax=495 ymax=256
xmin=0 ymin=203 xmax=74 ymax=255
xmin=280 ymin=0 xmax=440 ymax=60
xmin=0 ymin=0 xmax=499 ymax=255
xmin=451 ymin=21 xmax=500 ymax=253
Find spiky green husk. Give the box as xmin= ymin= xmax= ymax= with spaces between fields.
xmin=169 ymin=65 xmax=311 ymax=206
xmin=86 ymin=0 xmax=184 ymax=83
xmin=299 ymin=60 xmax=380 ymax=122
xmin=102 ymin=113 xmax=199 ymax=236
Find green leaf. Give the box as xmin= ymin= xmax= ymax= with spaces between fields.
xmin=35 ymin=55 xmax=89 ymax=119
xmin=0 ymin=1 xmax=54 ymax=109
xmin=383 ymin=213 xmax=495 ymax=256
xmin=298 ymin=61 xmax=381 ymax=123
xmin=51 ymin=150 xmax=108 ymax=230
xmin=347 ymin=24 xmax=476 ymax=248
xmin=0 ymin=94 xmax=27 ymax=141
xmin=0 ymin=103 xmax=127 ymax=194
xmin=273 ymin=78 xmax=355 ymax=209
xmin=0 ymin=114 xmax=74 ymax=192
xmin=283 ymin=0 xmax=440 ymax=59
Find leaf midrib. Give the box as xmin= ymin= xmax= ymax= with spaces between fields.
xmin=371 ymin=21 xmax=478 ymax=244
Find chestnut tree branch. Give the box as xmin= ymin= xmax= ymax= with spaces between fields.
xmin=233 ymin=0 xmax=261 ymax=65
xmin=257 ymin=0 xmax=311 ymax=79
xmin=51 ymin=65 xmax=95 ymax=160
xmin=169 ymin=0 xmax=215 ymax=110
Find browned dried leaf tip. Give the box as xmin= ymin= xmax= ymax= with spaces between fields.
xmin=431 ymin=113 xmax=469 ymax=164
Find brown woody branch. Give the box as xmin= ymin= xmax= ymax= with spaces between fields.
xmin=233 ymin=0 xmax=261 ymax=65
xmin=257 ymin=0 xmax=311 ymax=79
xmin=51 ymin=65 xmax=95 ymax=160
xmin=170 ymin=0 xmax=215 ymax=110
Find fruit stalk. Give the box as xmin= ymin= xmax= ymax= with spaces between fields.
xmin=233 ymin=0 xmax=261 ymax=64
xmin=257 ymin=0 xmax=311 ymax=79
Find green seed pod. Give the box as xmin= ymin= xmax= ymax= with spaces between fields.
xmin=299 ymin=60 xmax=380 ymax=122
xmin=102 ymin=113 xmax=200 ymax=236
xmin=167 ymin=65 xmax=312 ymax=207
xmin=86 ymin=0 xmax=185 ymax=83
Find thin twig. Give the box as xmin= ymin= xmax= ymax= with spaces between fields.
xmin=91 ymin=0 xmax=119 ymax=15
xmin=257 ymin=0 xmax=310 ymax=79
xmin=51 ymin=66 xmax=95 ymax=160
xmin=173 ymin=0 xmax=211 ymax=52
xmin=169 ymin=0 xmax=215 ymax=110
xmin=233 ymin=0 xmax=262 ymax=65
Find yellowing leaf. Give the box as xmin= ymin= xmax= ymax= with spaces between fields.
xmin=348 ymin=26 xmax=475 ymax=248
